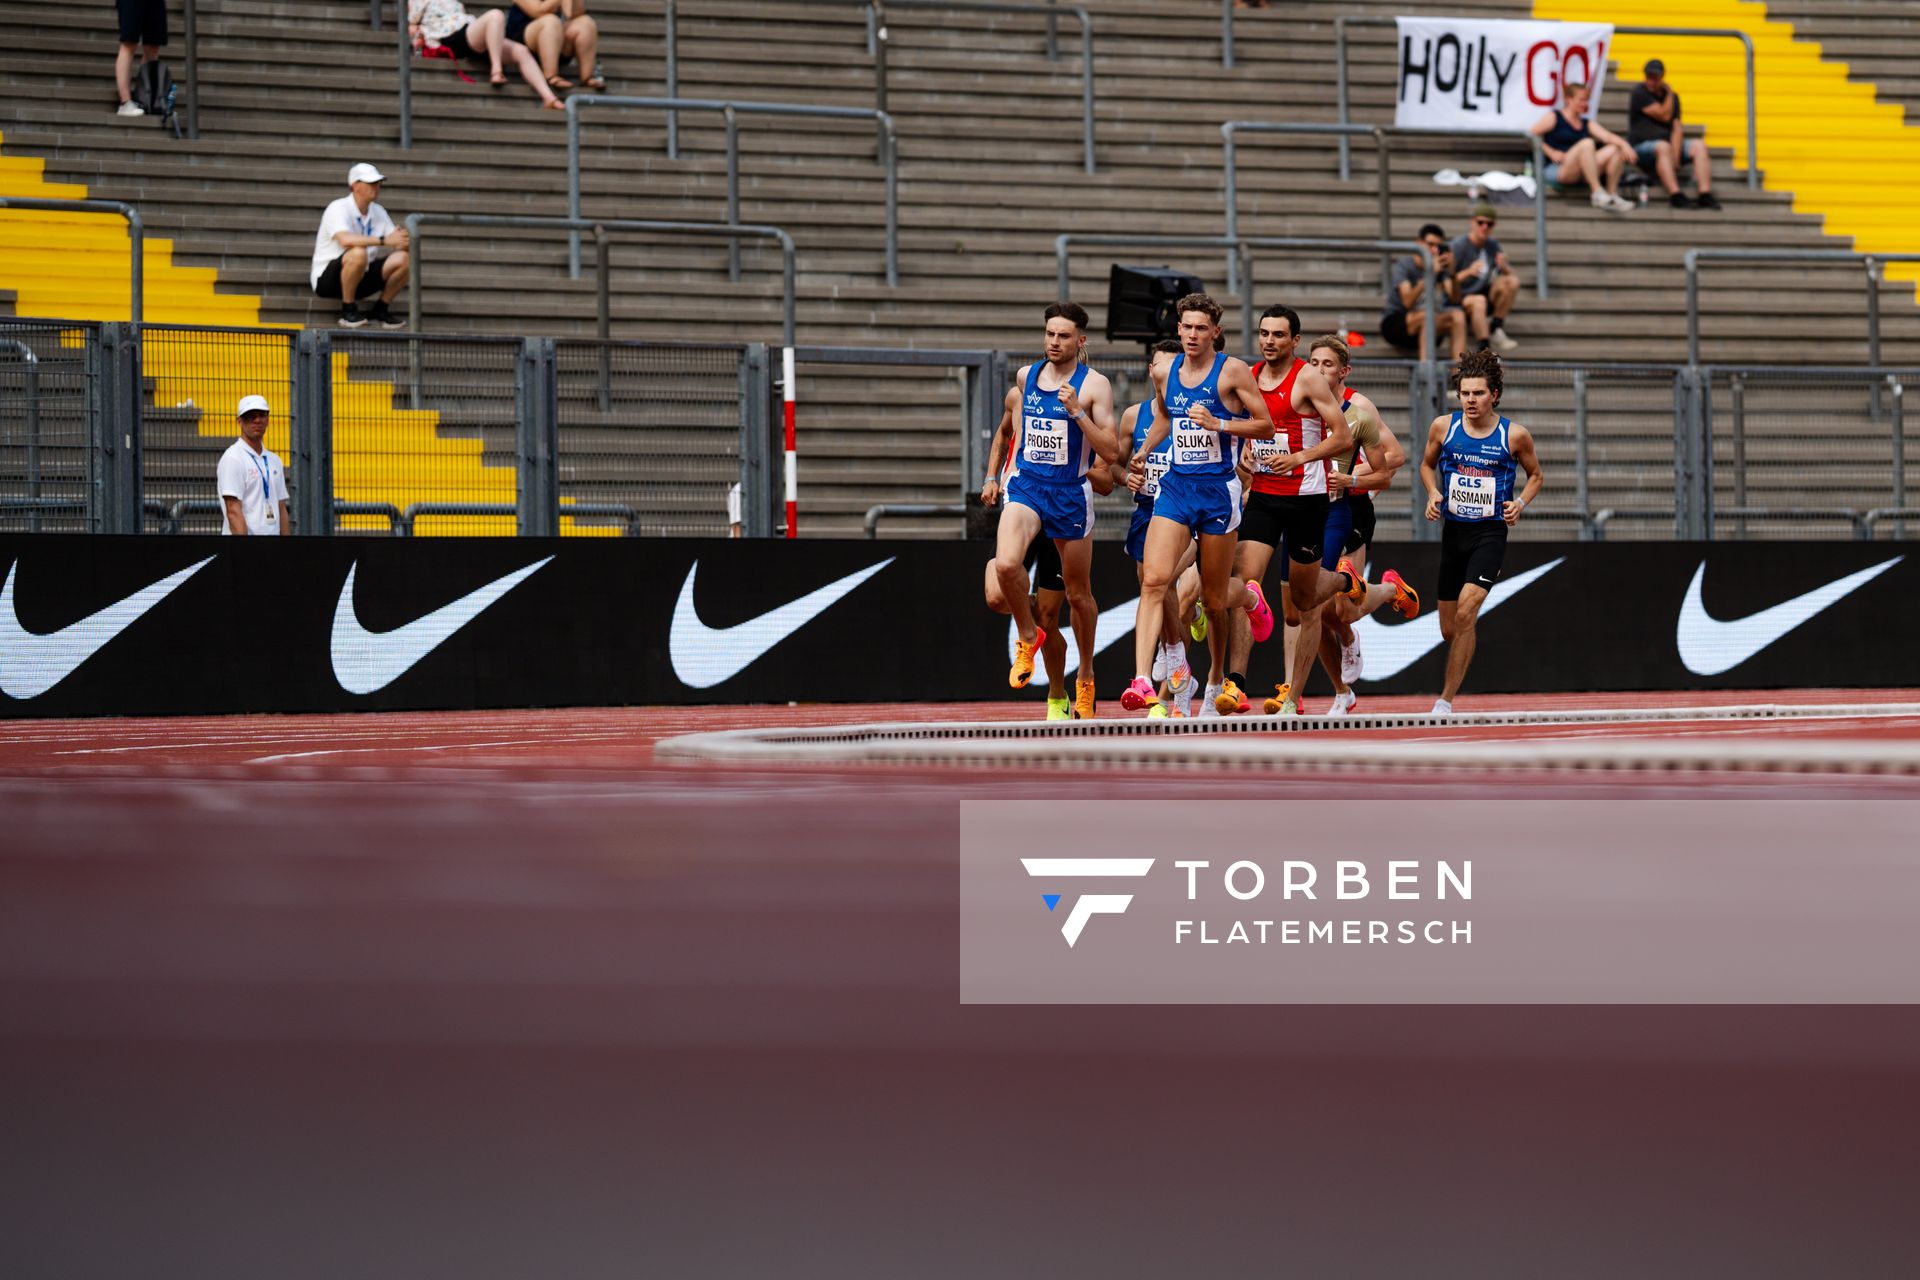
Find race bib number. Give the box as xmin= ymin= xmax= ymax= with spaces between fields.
xmin=1021 ymin=415 xmax=1068 ymax=466
xmin=1448 ymin=472 xmax=1498 ymax=520
xmin=1246 ymin=436 xmax=1291 ymax=474
xmin=1142 ymin=451 xmax=1170 ymax=498
xmin=1172 ymin=419 xmax=1222 ymax=468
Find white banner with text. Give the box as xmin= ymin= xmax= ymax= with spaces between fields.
xmin=1394 ymin=16 xmax=1614 ymax=133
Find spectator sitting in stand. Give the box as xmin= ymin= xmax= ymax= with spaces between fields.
xmin=408 ymin=0 xmax=565 ymax=109
xmin=1628 ymin=59 xmax=1720 ymax=211
xmin=1382 ymin=223 xmax=1469 ymax=361
xmin=1531 ymin=81 xmax=1636 ymax=214
xmin=310 ymin=164 xmax=411 ymax=330
xmin=1450 ymin=204 xmax=1521 ymax=352
xmin=510 ymin=0 xmax=603 ymax=93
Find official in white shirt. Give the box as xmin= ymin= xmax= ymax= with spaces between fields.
xmin=310 ymin=162 xmax=411 ymax=330
xmin=218 ymin=395 xmax=291 ymax=536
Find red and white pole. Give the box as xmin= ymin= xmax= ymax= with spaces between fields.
xmin=782 ymin=346 xmax=797 ymax=538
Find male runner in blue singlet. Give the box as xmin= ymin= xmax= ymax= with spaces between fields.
xmin=1419 ymin=349 xmax=1543 ymax=715
xmin=1111 ymin=340 xmax=1199 ymax=717
xmin=1120 ymin=293 xmax=1276 ymax=714
xmin=995 ymin=302 xmax=1122 ymax=718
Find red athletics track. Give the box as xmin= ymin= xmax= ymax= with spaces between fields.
xmin=4 ymin=693 xmax=1919 ymax=1275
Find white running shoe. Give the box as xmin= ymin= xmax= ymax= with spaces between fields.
xmin=1151 ymin=645 xmax=1167 ymax=682
xmin=1327 ymin=690 xmax=1356 ymax=717
xmin=116 ymin=100 xmax=145 ymax=117
xmin=1340 ymin=635 xmax=1363 ymax=683
xmin=1489 ymin=328 xmax=1519 ymax=352
xmin=1172 ymin=668 xmax=1200 ymax=718
xmin=1430 ymin=698 xmax=1454 ymax=717
xmin=1198 ymin=682 xmax=1223 ymax=718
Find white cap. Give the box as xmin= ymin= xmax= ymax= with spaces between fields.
xmin=236 ymin=394 xmax=271 ymax=417
xmin=347 ymin=162 xmax=387 ymax=185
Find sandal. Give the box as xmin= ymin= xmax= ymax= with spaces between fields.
xmin=583 ymin=75 xmax=605 ymax=91
xmin=489 ymin=71 xmax=508 ymax=87
xmin=546 ymin=74 xmax=574 ymax=90
xmin=542 ymin=98 xmax=566 ymax=111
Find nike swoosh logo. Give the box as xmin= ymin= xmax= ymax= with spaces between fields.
xmin=1677 ymin=556 xmax=1902 ymax=677
xmin=671 ymin=557 xmax=894 ymax=688
xmin=332 ymin=557 xmax=554 ymax=695
xmin=1006 ymin=598 xmax=1140 ymax=678
xmin=1351 ymin=557 xmax=1564 ymax=682
xmin=1 ymin=556 xmax=216 ymax=699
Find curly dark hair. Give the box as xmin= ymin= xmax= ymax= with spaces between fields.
xmin=1451 ymin=348 xmax=1504 ymax=405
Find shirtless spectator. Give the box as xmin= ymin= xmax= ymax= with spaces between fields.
xmin=1531 ymin=81 xmax=1635 ymax=213
xmin=1628 ymin=59 xmax=1720 ymax=210
xmin=510 ymin=0 xmax=603 ymax=93
xmin=1382 ymin=224 xmax=1468 ymax=361
xmin=409 ymin=0 xmax=564 ymax=109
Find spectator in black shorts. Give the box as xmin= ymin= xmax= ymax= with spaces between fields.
xmin=1382 ymin=224 xmax=1468 ymax=360
xmin=409 ymin=0 xmax=564 ymax=108
xmin=114 ymin=0 xmax=166 ymax=117
xmin=511 ymin=0 xmax=603 ymax=93
xmin=309 ymin=164 xmax=412 ymax=329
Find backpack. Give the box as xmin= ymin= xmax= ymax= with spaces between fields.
xmin=133 ymin=60 xmax=181 ymax=140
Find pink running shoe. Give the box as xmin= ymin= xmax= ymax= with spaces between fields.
xmin=1119 ymin=676 xmax=1160 ymax=712
xmin=1245 ymin=580 xmax=1274 ymax=642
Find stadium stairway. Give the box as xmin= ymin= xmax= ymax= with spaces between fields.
xmin=3 ymin=0 xmax=1918 ymax=537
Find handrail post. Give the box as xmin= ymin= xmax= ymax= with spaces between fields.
xmin=1865 ymin=255 xmax=1882 ymax=369
xmin=1055 ymin=234 xmax=1070 ymax=301
xmin=397 ymin=2 xmax=412 ymax=149
xmin=405 ymin=212 xmax=423 ymax=410
xmin=1221 ymin=124 xmax=1239 ymax=294
xmin=1891 ymin=375 xmax=1906 ymax=539
xmin=566 ymin=97 xmax=583 ymax=278
xmin=1375 ymin=126 xmax=1391 ymax=294
xmin=1046 ymin=0 xmax=1058 ymax=60
xmin=1740 ymin=31 xmax=1758 ymax=188
xmin=1531 ymin=134 xmax=1548 ymax=300
xmin=1419 ymin=245 xmax=1435 ymax=366
xmin=1573 ymin=368 xmax=1589 ymax=536
xmin=1239 ymin=245 xmax=1253 ymax=356
xmin=1334 ymin=17 xmax=1351 ymax=180
xmin=873 ymin=5 xmax=889 ymax=133
xmin=665 ymin=0 xmax=679 ymax=157
xmin=370 ymin=0 xmax=381 ymax=30
xmin=1080 ymin=10 xmax=1095 ymax=175
xmin=184 ymin=0 xmax=198 ymax=140
xmin=1221 ymin=0 xmax=1234 ymax=71
xmin=597 ymin=224 xmax=612 ymax=413
xmin=1684 ymin=250 xmax=1700 ymax=367
xmin=1730 ymin=372 xmax=1745 ymax=538
xmin=725 ymin=105 xmax=741 ymax=282
xmin=883 ymin=118 xmax=900 ymax=287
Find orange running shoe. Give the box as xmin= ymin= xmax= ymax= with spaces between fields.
xmin=1073 ymin=678 xmax=1097 ymax=720
xmin=1009 ymin=635 xmax=1038 ymax=689
xmin=1262 ymin=682 xmax=1293 ymax=715
xmin=1382 ymin=569 xmax=1420 ymax=619
xmin=1216 ymin=678 xmax=1248 ymax=715
xmin=1335 ymin=557 xmax=1366 ymax=603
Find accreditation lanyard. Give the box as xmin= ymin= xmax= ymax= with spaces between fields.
xmin=248 ymin=449 xmax=274 ymax=514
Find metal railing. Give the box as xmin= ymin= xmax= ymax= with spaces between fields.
xmin=1332 ymin=18 xmax=1759 ymax=191
xmin=564 ymin=93 xmax=897 ymax=286
xmin=183 ymin=0 xmax=199 ymax=139
xmin=0 ymin=340 xmax=42 ymax=533
xmin=1220 ymin=122 xmax=1549 ymax=300
xmin=865 ymin=502 xmax=967 ymax=537
xmin=404 ymin=213 xmax=798 ymax=348
xmin=0 ymin=199 xmax=144 ymax=333
xmin=665 ymin=0 xmax=1098 ymax=174
xmin=1686 ymin=251 xmax=1920 ymax=368
xmin=1054 ymin=234 xmax=1441 ymax=364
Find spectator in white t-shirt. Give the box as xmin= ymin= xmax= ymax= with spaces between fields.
xmin=310 ymin=163 xmax=411 ymax=329
xmin=218 ymin=395 xmax=290 ymax=536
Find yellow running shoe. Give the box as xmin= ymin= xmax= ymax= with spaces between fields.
xmin=1009 ymin=636 xmax=1038 ymax=689
xmin=1215 ymin=678 xmax=1247 ymax=715
xmin=1263 ymin=682 xmax=1292 ymax=715
xmin=1045 ymin=696 xmax=1071 ymax=721
xmin=1072 ymin=677 xmax=1097 ymax=720
xmin=1190 ymin=608 xmax=1208 ymax=642
xmin=1147 ymin=702 xmax=1170 ymax=719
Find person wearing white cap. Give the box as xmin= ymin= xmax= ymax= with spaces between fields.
xmin=310 ymin=163 xmax=411 ymax=329
xmin=218 ymin=395 xmax=290 ymax=536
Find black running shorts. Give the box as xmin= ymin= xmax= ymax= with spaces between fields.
xmin=1343 ymin=494 xmax=1375 ymax=555
xmin=1238 ymin=491 xmax=1328 ymax=565
xmin=1027 ymin=531 xmax=1065 ymax=594
xmin=1437 ymin=518 xmax=1508 ymax=601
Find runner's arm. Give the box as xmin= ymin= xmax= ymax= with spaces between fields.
xmin=1205 ymin=360 xmax=1276 ymax=439
xmin=980 ymin=396 xmax=1016 ymax=504
xmin=1505 ymin=423 xmax=1544 ymax=524
xmin=1061 ymin=371 xmax=1123 ymax=464
xmin=1267 ymin=368 xmax=1354 ymax=472
xmin=1420 ymin=417 xmax=1448 ymax=521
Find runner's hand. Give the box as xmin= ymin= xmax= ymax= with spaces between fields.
xmin=1425 ymin=491 xmax=1443 ymax=522
xmin=1124 ymin=468 xmax=1145 ymax=494
xmin=1056 ymin=385 xmax=1083 ymax=420
xmin=1329 ymin=470 xmax=1353 ymax=493
xmin=1503 ymin=498 xmax=1524 ymax=526
xmin=980 ymin=477 xmax=1000 ymax=506
xmin=1187 ymin=404 xmax=1218 ymax=429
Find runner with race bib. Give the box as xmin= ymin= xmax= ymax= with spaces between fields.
xmin=1419 ymin=349 xmax=1544 ymax=717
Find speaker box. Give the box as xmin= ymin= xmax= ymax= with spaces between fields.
xmin=1106 ymin=264 xmax=1206 ymax=344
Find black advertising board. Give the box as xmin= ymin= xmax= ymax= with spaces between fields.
xmin=0 ymin=535 xmax=1912 ymax=717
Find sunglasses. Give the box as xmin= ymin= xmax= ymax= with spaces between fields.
xmin=1473 ymin=218 xmax=1496 ymax=227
